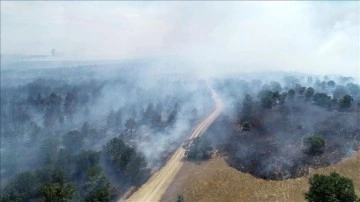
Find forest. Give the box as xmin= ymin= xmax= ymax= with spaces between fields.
xmin=204 ymin=74 xmax=360 ymax=180
xmin=1 ymin=62 xmax=360 ymax=201
xmin=0 ymin=62 xmax=212 ymax=201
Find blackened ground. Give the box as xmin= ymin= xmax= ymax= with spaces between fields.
xmin=205 ymin=102 xmax=360 ymax=180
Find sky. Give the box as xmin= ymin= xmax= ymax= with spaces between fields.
xmin=1 ymin=1 xmax=359 ymax=78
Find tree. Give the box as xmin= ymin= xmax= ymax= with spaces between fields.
xmin=303 ymin=136 xmax=325 ymax=155
xmin=298 ymin=87 xmax=306 ymax=97
xmin=339 ymin=95 xmax=353 ymax=111
xmin=288 ymin=89 xmax=295 ymax=100
xmin=313 ymin=93 xmax=332 ymax=108
xmin=103 ymin=136 xmax=150 ymax=185
xmin=125 ymin=118 xmax=136 ymax=136
xmin=124 ymin=154 xmax=150 ymax=185
xmin=84 ymin=166 xmax=111 ymax=202
xmin=279 ymin=92 xmax=287 ymax=104
xmin=167 ymin=110 xmax=177 ymax=126
xmin=305 ymin=87 xmax=315 ymax=100
xmin=185 ymin=137 xmax=213 ymax=162
xmin=261 ymin=96 xmax=273 ymax=109
xmin=305 ymin=172 xmax=359 ymax=202
xmin=74 ymin=150 xmax=100 ymax=177
xmin=242 ymin=121 xmax=251 ymax=131
xmin=333 ymin=86 xmax=349 ymax=100
xmin=258 ymin=90 xmax=274 ymax=109
xmin=327 ymin=80 xmax=336 ymax=88
xmin=1 ymin=172 xmax=37 ymax=202
xmin=241 ymin=94 xmax=253 ymax=118
xmin=176 ymin=194 xmax=185 ymax=202
xmin=40 ymin=182 xmax=75 ymax=202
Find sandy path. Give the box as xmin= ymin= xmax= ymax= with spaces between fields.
xmin=124 ymin=88 xmax=224 ymax=202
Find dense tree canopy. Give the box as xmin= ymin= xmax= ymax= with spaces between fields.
xmin=305 ymin=172 xmax=359 ymax=202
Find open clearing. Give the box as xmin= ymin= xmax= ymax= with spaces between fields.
xmin=162 ymin=149 xmax=360 ymax=202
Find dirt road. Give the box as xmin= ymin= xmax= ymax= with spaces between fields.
xmin=124 ymin=88 xmax=224 ymax=202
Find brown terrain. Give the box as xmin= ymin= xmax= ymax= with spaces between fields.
xmin=162 ymin=149 xmax=360 ymax=202
xmin=124 ymin=88 xmax=224 ymax=202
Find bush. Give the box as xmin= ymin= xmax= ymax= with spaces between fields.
xmin=242 ymin=121 xmax=251 ymax=131
xmin=339 ymin=95 xmax=353 ymax=111
xmin=184 ymin=137 xmax=213 ymax=162
xmin=305 ymin=172 xmax=359 ymax=202
xmin=303 ymin=136 xmax=325 ymax=155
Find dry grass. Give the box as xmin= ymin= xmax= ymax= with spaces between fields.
xmin=162 ymin=150 xmax=360 ymax=202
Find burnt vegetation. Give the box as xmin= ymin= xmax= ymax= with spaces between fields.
xmin=1 ymin=64 xmax=212 ymax=201
xmin=206 ymin=75 xmax=360 ymax=180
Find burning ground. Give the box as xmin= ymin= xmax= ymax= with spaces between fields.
xmin=205 ymin=77 xmax=360 ymax=180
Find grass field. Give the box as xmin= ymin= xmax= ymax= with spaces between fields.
xmin=162 ymin=150 xmax=360 ymax=202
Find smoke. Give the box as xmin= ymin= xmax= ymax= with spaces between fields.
xmin=1 ymin=1 xmax=359 ymax=199
xmin=1 ymin=1 xmax=359 ymax=78
xmin=204 ymin=74 xmax=360 ymax=180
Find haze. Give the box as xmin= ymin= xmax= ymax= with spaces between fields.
xmin=1 ymin=1 xmax=359 ymax=78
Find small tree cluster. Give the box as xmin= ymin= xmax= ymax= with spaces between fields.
xmin=303 ymin=136 xmax=325 ymax=155
xmin=184 ymin=137 xmax=213 ymax=162
xmin=305 ymin=172 xmax=359 ymax=202
xmin=339 ymin=95 xmax=353 ymax=111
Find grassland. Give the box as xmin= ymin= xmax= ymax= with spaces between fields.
xmin=162 ymin=150 xmax=360 ymax=202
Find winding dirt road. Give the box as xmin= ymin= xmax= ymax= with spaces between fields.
xmin=124 ymin=88 xmax=224 ymax=202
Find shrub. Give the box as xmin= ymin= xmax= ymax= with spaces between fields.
xmin=185 ymin=137 xmax=213 ymax=162
xmin=305 ymin=172 xmax=359 ymax=202
xmin=242 ymin=121 xmax=251 ymax=131
xmin=303 ymin=136 xmax=325 ymax=155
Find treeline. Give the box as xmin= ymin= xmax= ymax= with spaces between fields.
xmin=1 ymin=66 xmax=212 ymax=201
xmin=214 ymin=76 xmax=360 ymax=120
xmin=1 ymin=130 xmax=149 ymax=202
xmin=255 ymin=85 xmax=355 ymax=111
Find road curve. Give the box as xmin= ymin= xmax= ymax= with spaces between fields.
xmin=123 ymin=88 xmax=224 ymax=202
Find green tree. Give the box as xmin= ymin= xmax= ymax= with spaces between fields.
xmin=327 ymin=80 xmax=336 ymax=88
xmin=103 ymin=136 xmax=150 ymax=185
xmin=305 ymin=87 xmax=315 ymax=100
xmin=303 ymin=136 xmax=325 ymax=155
xmin=288 ymin=89 xmax=295 ymax=100
xmin=258 ymin=90 xmax=274 ymax=109
xmin=185 ymin=137 xmax=213 ymax=162
xmin=74 ymin=150 xmax=100 ymax=177
xmin=84 ymin=166 xmax=111 ymax=202
xmin=339 ymin=95 xmax=353 ymax=111
xmin=313 ymin=93 xmax=332 ymax=108
xmin=1 ymin=172 xmax=37 ymax=202
xmin=305 ymin=172 xmax=358 ymax=202
xmin=125 ymin=118 xmax=136 ymax=136
xmin=40 ymin=182 xmax=75 ymax=202
xmin=176 ymin=194 xmax=185 ymax=202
